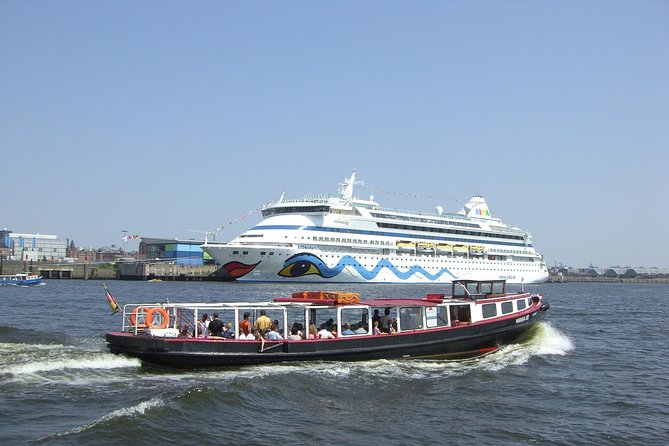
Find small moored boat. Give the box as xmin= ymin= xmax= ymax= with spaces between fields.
xmin=0 ymin=272 xmax=43 ymax=286
xmin=106 ymin=279 xmax=549 ymax=368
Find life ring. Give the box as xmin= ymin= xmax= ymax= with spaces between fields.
xmin=130 ymin=306 xmax=150 ymax=328
xmin=146 ymin=307 xmax=169 ymax=329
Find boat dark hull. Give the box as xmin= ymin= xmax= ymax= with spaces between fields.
xmin=106 ymin=304 xmax=549 ymax=368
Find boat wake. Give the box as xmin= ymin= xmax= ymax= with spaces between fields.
xmin=0 ymin=341 xmax=140 ymax=384
xmin=39 ymin=397 xmax=166 ymax=442
xmin=227 ymin=321 xmax=573 ymax=381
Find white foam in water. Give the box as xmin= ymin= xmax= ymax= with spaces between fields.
xmin=44 ymin=397 xmax=165 ymax=440
xmin=2 ymin=342 xmax=141 ymax=380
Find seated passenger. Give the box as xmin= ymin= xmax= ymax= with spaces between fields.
xmin=308 ymin=323 xmax=318 ymax=339
xmin=354 ymin=323 xmax=367 ymax=334
xmin=266 ymin=324 xmax=283 ymax=341
xmin=253 ymin=328 xmax=265 ymax=352
xmin=317 ymin=324 xmax=335 ymax=339
xmin=372 ymin=321 xmax=381 ymax=335
xmin=222 ymin=322 xmax=235 ymax=339
xmin=238 ymin=330 xmax=255 ymax=340
xmin=341 ymin=323 xmax=355 ymax=336
xmin=288 ymin=327 xmax=302 ymax=340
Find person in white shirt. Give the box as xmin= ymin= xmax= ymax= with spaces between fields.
xmin=317 ymin=324 xmax=335 ymax=339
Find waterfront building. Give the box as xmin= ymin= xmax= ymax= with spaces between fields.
xmin=139 ymin=237 xmax=213 ymax=265
xmin=0 ymin=229 xmax=67 ymax=261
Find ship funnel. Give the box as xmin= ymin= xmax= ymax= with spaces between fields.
xmin=459 ymin=196 xmax=492 ymax=219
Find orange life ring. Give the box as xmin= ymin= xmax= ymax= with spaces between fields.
xmin=130 ymin=306 xmax=150 ymax=328
xmin=145 ymin=307 xmax=169 ymax=329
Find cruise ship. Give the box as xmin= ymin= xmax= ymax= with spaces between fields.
xmin=202 ymin=171 xmax=549 ymax=284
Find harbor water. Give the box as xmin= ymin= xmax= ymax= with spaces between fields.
xmin=1 ymin=281 xmax=667 ymax=445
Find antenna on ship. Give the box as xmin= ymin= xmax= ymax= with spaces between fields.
xmin=188 ymin=229 xmax=218 ymax=243
xmin=339 ymin=169 xmax=362 ymax=202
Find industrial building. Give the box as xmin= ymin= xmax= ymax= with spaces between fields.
xmin=0 ymin=229 xmax=67 ymax=261
xmin=138 ymin=237 xmax=213 ymax=265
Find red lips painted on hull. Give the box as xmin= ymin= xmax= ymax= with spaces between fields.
xmin=222 ymin=261 xmax=261 ymax=278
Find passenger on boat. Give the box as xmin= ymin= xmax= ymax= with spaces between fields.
xmin=341 ymin=323 xmax=355 ymax=336
xmin=291 ymin=322 xmax=304 ymax=339
xmin=372 ymin=309 xmax=381 ymax=326
xmin=379 ymin=308 xmax=392 ymax=332
xmin=238 ymin=330 xmax=255 ymax=340
xmin=222 ymin=323 xmax=235 ymax=339
xmin=255 ymin=310 xmax=272 ymax=333
xmin=252 ymin=329 xmax=265 ymax=352
xmin=372 ymin=321 xmax=381 ymax=335
xmin=266 ymin=324 xmax=283 ymax=341
xmin=354 ymin=323 xmax=367 ymax=334
xmin=208 ymin=313 xmax=224 ymax=337
xmin=288 ymin=327 xmax=302 ymax=340
xmin=317 ymin=324 xmax=336 ymax=339
xmin=239 ymin=312 xmax=252 ymax=337
xmin=308 ymin=323 xmax=318 ymax=339
xmin=179 ymin=326 xmax=193 ymax=338
xmin=197 ymin=313 xmax=210 ymax=338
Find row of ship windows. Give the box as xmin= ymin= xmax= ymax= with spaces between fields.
xmin=369 ymin=212 xmax=480 ymax=229
xmin=314 ymin=236 xmax=393 ymax=246
xmin=377 ymin=222 xmax=525 ymax=241
xmin=482 ymin=298 xmax=533 ymax=319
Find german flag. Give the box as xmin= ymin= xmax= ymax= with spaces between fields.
xmin=103 ymin=283 xmax=121 ymax=315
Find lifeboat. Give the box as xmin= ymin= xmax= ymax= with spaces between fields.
xmin=435 ymin=243 xmax=453 ymax=254
xmin=396 ymin=241 xmax=415 ymax=252
xmin=416 ymin=242 xmax=435 ymax=253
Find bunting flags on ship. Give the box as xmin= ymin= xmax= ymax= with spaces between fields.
xmin=122 ymin=234 xmax=140 ymax=241
xmin=359 ymin=185 xmax=460 ymax=203
xmin=103 ymin=284 xmax=121 ymax=315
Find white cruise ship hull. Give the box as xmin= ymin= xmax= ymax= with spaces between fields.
xmin=203 ymin=243 xmax=548 ymax=284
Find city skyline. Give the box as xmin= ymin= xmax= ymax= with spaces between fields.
xmin=1 ymin=2 xmax=667 ymax=268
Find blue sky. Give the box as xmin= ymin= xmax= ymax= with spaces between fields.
xmin=1 ymin=1 xmax=667 ymax=268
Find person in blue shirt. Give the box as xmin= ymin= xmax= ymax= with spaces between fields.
xmin=222 ymin=322 xmax=235 ymax=339
xmin=341 ymin=323 xmax=355 ymax=335
xmin=266 ymin=324 xmax=283 ymax=341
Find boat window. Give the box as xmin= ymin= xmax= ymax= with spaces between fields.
xmin=308 ymin=308 xmax=338 ymax=335
xmin=482 ymin=303 xmax=497 ymax=319
xmin=465 ymin=282 xmax=479 ymax=295
xmin=232 ymin=251 xmax=239 ymax=255
xmin=501 ymin=301 xmax=513 ymax=314
xmin=492 ymin=281 xmax=505 ymax=294
xmin=426 ymin=306 xmax=448 ymax=328
xmin=479 ymin=282 xmax=493 ymax=294
xmin=339 ymin=308 xmax=369 ymax=335
xmin=527 ymin=297 xmax=532 ymax=306
xmin=399 ymin=307 xmax=423 ymax=331
xmin=516 ymin=299 xmax=526 ymax=311
xmin=449 ymin=305 xmax=471 ymax=324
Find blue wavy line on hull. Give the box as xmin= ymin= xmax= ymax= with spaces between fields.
xmin=278 ymin=253 xmax=458 ymax=281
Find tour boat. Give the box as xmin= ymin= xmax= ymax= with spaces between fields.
xmin=0 ymin=272 xmax=43 ymax=286
xmin=202 ymin=170 xmax=549 ymax=284
xmin=105 ymin=279 xmax=549 ymax=368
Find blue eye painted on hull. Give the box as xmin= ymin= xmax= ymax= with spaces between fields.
xmin=277 ymin=253 xmax=458 ymax=281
